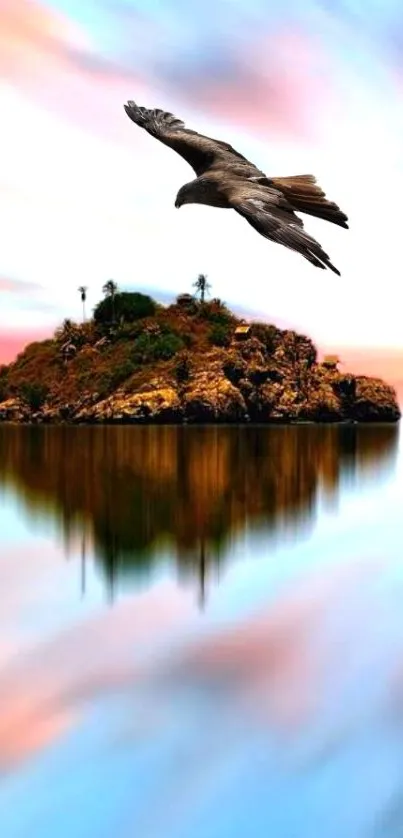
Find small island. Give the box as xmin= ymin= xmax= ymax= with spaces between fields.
xmin=0 ymin=280 xmax=400 ymax=424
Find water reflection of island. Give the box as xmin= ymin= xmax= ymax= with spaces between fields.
xmin=0 ymin=425 xmax=398 ymax=603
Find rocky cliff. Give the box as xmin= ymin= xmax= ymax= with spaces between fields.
xmin=0 ymin=299 xmax=400 ymax=424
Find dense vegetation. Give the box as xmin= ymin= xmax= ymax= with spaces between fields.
xmin=0 ymin=281 xmax=259 ymax=407
xmin=0 ymin=278 xmax=399 ymax=424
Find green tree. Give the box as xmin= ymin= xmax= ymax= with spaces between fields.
xmin=102 ymin=279 xmax=118 ymax=322
xmin=18 ymin=382 xmax=49 ymax=411
xmin=208 ymin=324 xmax=231 ymax=347
xmin=132 ymin=331 xmax=184 ymax=363
xmin=193 ymin=273 xmax=211 ymax=304
xmin=94 ymin=292 xmax=157 ymax=326
xmin=78 ymin=286 xmax=88 ymax=322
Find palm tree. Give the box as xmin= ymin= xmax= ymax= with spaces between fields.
xmin=193 ymin=273 xmax=211 ymax=304
xmin=102 ymin=279 xmax=118 ymax=323
xmin=78 ymin=286 xmax=88 ymax=322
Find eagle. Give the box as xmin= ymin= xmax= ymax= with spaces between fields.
xmin=124 ymin=101 xmax=348 ymax=275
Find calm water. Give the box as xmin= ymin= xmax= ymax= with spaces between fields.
xmin=1 ymin=423 xmax=403 ymax=837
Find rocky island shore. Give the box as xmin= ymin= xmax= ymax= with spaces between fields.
xmin=0 ymin=289 xmax=400 ymax=424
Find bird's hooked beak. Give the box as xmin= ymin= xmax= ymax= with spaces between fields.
xmin=174 ymin=197 xmax=181 ymax=209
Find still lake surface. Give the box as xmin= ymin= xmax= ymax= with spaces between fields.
xmin=0 ymin=423 xmax=403 ymax=837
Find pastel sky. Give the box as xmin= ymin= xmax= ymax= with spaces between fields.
xmin=2 ymin=0 xmax=403 ymax=364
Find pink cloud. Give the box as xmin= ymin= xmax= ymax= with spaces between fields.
xmin=0 ymin=1 xmax=338 ymax=146
xmin=0 ymin=328 xmax=51 ymax=364
xmin=0 ymin=552 xmax=391 ymax=774
xmin=182 ymin=30 xmax=338 ymax=141
xmin=0 ymin=581 xmax=194 ymax=771
xmin=0 ymin=276 xmax=42 ymax=293
xmin=0 ymin=0 xmax=149 ymax=145
xmin=320 ymin=347 xmax=403 ymax=394
xmin=166 ymin=557 xmax=386 ymax=734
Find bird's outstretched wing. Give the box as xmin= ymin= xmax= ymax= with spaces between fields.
xmin=229 ymin=191 xmax=341 ymax=274
xmin=124 ymin=101 xmax=259 ymax=177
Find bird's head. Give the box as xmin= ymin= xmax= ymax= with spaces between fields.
xmin=175 ymin=184 xmax=193 ymax=209
xmin=175 ymin=178 xmax=203 ymax=207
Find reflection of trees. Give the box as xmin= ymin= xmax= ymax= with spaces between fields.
xmin=0 ymin=424 xmax=398 ymax=601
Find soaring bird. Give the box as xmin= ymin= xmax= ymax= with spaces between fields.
xmin=124 ymin=101 xmax=348 ymax=275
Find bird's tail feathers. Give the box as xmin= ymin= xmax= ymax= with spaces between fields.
xmin=271 ymin=174 xmax=349 ymax=230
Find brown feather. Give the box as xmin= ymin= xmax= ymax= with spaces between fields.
xmin=227 ymin=193 xmax=341 ymax=275
xmin=270 ymin=174 xmax=349 ymax=229
xmin=123 ymin=101 xmax=252 ymax=176
xmin=124 ymin=101 xmax=348 ymax=273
